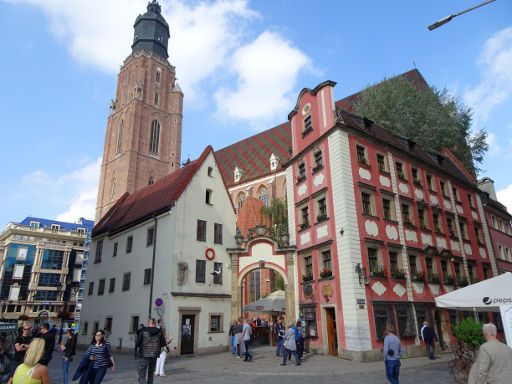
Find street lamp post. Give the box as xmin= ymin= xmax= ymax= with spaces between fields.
xmin=428 ymin=0 xmax=496 ymax=31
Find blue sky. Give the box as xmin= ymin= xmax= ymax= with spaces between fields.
xmin=1 ymin=0 xmax=511 ymax=227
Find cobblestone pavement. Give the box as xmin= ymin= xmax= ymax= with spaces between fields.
xmin=48 ymin=346 xmax=453 ymax=383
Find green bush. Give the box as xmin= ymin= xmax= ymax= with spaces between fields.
xmin=453 ymin=318 xmax=485 ymax=348
xmin=450 ymin=318 xmax=485 ymax=384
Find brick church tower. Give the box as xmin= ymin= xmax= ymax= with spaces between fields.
xmin=95 ymin=0 xmax=183 ymax=221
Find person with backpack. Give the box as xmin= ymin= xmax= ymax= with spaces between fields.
xmin=135 ymin=318 xmax=165 ymax=384
xmin=295 ymin=321 xmax=305 ymax=358
xmin=60 ymin=329 xmax=76 ymax=384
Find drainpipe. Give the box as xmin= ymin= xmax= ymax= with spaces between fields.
xmin=149 ymin=213 xmax=158 ymax=319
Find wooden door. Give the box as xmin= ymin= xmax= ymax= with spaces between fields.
xmin=180 ymin=314 xmax=195 ymax=355
xmin=325 ymin=308 xmax=338 ymax=356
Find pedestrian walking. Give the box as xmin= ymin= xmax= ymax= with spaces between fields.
xmin=275 ymin=318 xmax=285 ymax=357
xmin=468 ymin=323 xmax=512 ymax=384
xmin=420 ymin=321 xmax=437 ymax=360
xmin=280 ymin=322 xmax=301 ymax=366
xmin=10 ymin=338 xmax=51 ymax=384
xmin=383 ymin=325 xmax=403 ymax=384
xmin=10 ymin=323 xmax=33 ymax=378
xmin=234 ymin=319 xmax=243 ymax=358
xmin=85 ymin=330 xmax=114 ymax=384
xmin=0 ymin=336 xmax=13 ymax=383
xmin=60 ymin=329 xmax=76 ymax=384
xmin=136 ymin=318 xmax=165 ymax=384
xmin=154 ymin=337 xmax=171 ymax=377
xmin=228 ymin=320 xmax=237 ymax=355
xmin=242 ymin=319 xmax=252 ymax=362
xmin=295 ymin=321 xmax=305 ymax=358
xmin=36 ymin=324 xmax=55 ymax=366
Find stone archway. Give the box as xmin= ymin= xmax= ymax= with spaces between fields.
xmin=228 ymin=237 xmax=296 ymax=322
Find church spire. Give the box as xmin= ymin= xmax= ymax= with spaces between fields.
xmin=131 ymin=1 xmax=170 ymax=59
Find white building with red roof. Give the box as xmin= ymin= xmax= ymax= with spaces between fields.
xmin=79 ymin=146 xmax=236 ymax=355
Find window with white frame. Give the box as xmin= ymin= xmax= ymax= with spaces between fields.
xmin=356 ymin=144 xmax=368 ymax=164
xmin=209 ymin=313 xmax=223 ymax=332
xmin=316 ymin=195 xmax=327 ymax=222
xmin=401 ymin=202 xmax=413 ymax=225
xmin=16 ymin=247 xmax=28 ymax=260
xmin=51 ymin=224 xmax=60 ymax=232
xmin=29 ymin=221 xmax=40 ymax=228
xmin=9 ymin=285 xmax=20 ymax=301
xmin=303 ymin=255 xmax=313 ymax=279
xmin=396 ymin=162 xmax=406 ymax=179
xmin=299 ymin=205 xmax=309 ymax=229
xmin=13 ymin=264 xmax=24 ymax=279
xmin=376 ymin=153 xmax=387 ymax=172
xmin=313 ymin=147 xmax=323 ymax=170
xmin=361 ymin=189 xmax=375 ymax=216
xmin=258 ymin=186 xmax=269 ymax=207
xmin=382 ymin=195 xmax=396 ymax=221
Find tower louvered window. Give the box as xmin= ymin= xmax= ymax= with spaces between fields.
xmin=150 ymin=120 xmax=160 ymax=154
xmin=116 ymin=120 xmax=124 ymax=155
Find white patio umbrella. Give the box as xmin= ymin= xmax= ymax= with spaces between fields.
xmin=435 ymin=272 xmax=512 ymax=347
xmin=243 ymin=290 xmax=285 ymax=313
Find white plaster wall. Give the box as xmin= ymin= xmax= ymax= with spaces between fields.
xmin=80 ymin=152 xmax=237 ymax=353
xmin=328 ymin=130 xmax=372 ymax=351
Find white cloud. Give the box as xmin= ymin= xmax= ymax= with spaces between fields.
xmin=497 ymin=184 xmax=512 ymax=214
xmin=463 ymin=26 xmax=512 ymax=123
xmin=215 ymin=31 xmax=311 ymax=125
xmin=5 ymin=0 xmax=312 ymax=119
xmin=21 ymin=158 xmax=101 ymax=222
xmin=5 ymin=0 xmax=259 ymax=101
xmin=486 ymin=132 xmax=501 ymax=156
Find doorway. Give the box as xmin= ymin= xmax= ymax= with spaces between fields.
xmin=325 ymin=307 xmax=338 ymax=356
xmin=180 ymin=314 xmax=195 ymax=355
xmin=434 ymin=310 xmax=445 ymax=350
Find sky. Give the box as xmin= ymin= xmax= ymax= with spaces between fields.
xmin=0 ymin=0 xmax=511 ymax=227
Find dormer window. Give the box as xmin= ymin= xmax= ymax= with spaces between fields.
xmin=234 ymin=166 xmax=243 ymax=183
xmin=301 ymin=103 xmax=313 ymax=137
xmin=51 ymin=224 xmax=60 ymax=232
xmin=77 ymin=228 xmax=86 ymax=236
xmin=269 ymin=153 xmax=279 ymax=172
xmin=29 ymin=221 xmax=40 ymax=228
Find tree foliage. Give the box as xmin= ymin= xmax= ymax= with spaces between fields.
xmin=449 ymin=318 xmax=485 ymax=384
xmin=354 ymin=76 xmax=488 ymax=175
xmin=260 ymin=198 xmax=288 ymax=229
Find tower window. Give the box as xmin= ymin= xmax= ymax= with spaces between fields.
xmin=149 ymin=120 xmax=160 ymax=154
xmin=116 ymin=119 xmax=124 ymax=155
xmin=154 ymin=91 xmax=159 ymax=105
xmin=156 ymin=69 xmax=161 ymax=83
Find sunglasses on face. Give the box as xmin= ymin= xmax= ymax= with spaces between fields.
xmin=23 ymin=328 xmax=31 ymax=331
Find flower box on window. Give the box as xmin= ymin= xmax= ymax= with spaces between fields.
xmin=391 ymin=269 xmax=406 ymax=280
xmin=427 ymin=273 xmax=440 ymax=284
xmin=316 ymin=214 xmax=328 ymax=223
xmin=457 ymin=277 xmax=469 ymax=287
xmin=443 ymin=275 xmax=455 ymax=285
xmin=397 ymin=171 xmax=406 ymax=180
xmin=302 ymin=274 xmax=313 ymax=283
xmin=319 ymin=269 xmax=332 ymax=278
xmin=370 ymin=265 xmax=387 ymax=278
xmin=413 ymin=271 xmax=426 ymax=282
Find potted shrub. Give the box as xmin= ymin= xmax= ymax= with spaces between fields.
xmin=457 ymin=277 xmax=469 ymax=287
xmin=444 ymin=275 xmax=455 ymax=285
xmin=449 ymin=318 xmax=485 ymax=384
xmin=428 ymin=273 xmax=440 ymax=284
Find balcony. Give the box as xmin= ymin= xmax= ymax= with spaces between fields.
xmin=319 ymin=269 xmax=333 ymax=279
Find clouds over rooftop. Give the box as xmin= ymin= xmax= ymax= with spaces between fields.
xmin=7 ymin=0 xmax=311 ymax=123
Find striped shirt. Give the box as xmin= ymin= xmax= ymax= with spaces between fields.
xmin=86 ymin=342 xmax=112 ymax=368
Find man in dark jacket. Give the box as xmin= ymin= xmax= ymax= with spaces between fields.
xmin=38 ymin=323 xmax=56 ymax=366
xmin=420 ymin=321 xmax=438 ymax=360
xmin=135 ymin=318 xmax=165 ymax=384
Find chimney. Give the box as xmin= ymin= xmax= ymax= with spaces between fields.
xmin=478 ymin=177 xmax=497 ymax=200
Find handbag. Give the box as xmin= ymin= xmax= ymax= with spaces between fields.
xmin=104 ymin=344 xmax=114 ymax=367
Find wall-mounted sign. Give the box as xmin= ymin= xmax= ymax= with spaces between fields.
xmin=356 ymin=299 xmax=366 ymax=305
